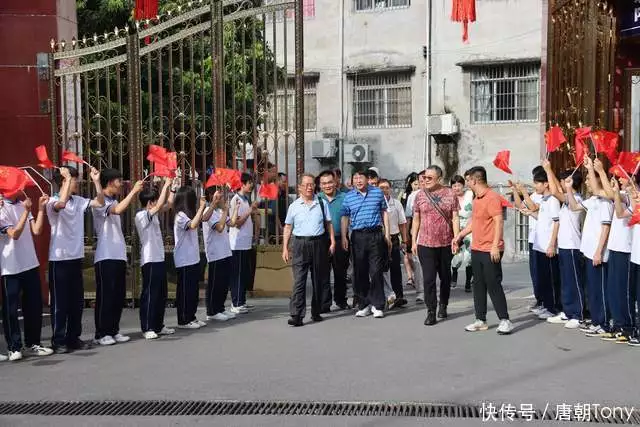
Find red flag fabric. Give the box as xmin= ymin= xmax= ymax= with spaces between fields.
xmin=574 ymin=127 xmax=592 ymax=144
xmin=545 ymin=126 xmax=566 ymax=153
xmin=499 ymin=196 xmax=514 ymax=208
xmin=573 ymin=127 xmax=592 ymax=164
xmin=591 ymin=130 xmax=619 ymax=164
xmin=493 ymin=150 xmax=512 ymax=174
xmin=205 ymin=173 xmax=223 ymax=189
xmin=211 ymin=168 xmax=242 ymax=190
xmin=147 ymin=145 xmax=169 ymax=165
xmin=0 ymin=166 xmax=33 ymax=198
xmin=35 ymin=145 xmax=55 ymax=169
xmin=258 ymin=183 xmax=278 ymax=200
xmin=629 ymin=204 xmax=640 ymax=227
xmin=451 ymin=0 xmax=476 ymax=42
xmin=609 ymin=165 xmax=628 ymax=179
xmin=166 ymin=152 xmax=177 ymax=170
xmin=62 ymin=150 xmax=86 ymax=165
xmin=616 ymin=152 xmax=640 ymax=174
xmin=134 ymin=0 xmax=158 ymax=21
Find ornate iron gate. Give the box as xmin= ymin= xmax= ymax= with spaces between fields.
xmin=47 ymin=0 xmax=304 ymax=299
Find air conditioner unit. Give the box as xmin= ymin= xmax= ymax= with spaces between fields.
xmin=428 ymin=113 xmax=459 ymax=135
xmin=311 ymin=139 xmax=337 ymax=159
xmin=344 ymin=143 xmax=371 ymax=163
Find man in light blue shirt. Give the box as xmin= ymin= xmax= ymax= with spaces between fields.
xmin=282 ymin=174 xmax=335 ymax=326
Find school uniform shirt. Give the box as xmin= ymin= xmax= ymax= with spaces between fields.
xmin=386 ymin=197 xmax=406 ymax=236
xmin=0 ymin=201 xmax=39 ymax=276
xmin=607 ymin=192 xmax=632 ymax=254
xmin=558 ymin=194 xmax=583 ymax=250
xmin=92 ymin=196 xmax=127 ymax=263
xmin=203 ymin=209 xmax=232 ymax=263
xmin=527 ymin=193 xmax=544 ymax=244
xmin=229 ymin=194 xmax=253 ymax=251
xmin=532 ymin=195 xmax=560 ymax=253
xmin=285 ymin=196 xmax=331 ymax=237
xmin=579 ymin=196 xmax=613 ymax=262
xmin=173 ymin=211 xmax=201 ymax=268
xmin=404 ymin=190 xmax=419 ymax=219
xmin=630 ymin=220 xmax=640 ymax=265
xmin=47 ymin=195 xmax=91 ymax=261
xmin=135 ymin=210 xmax=165 ymax=266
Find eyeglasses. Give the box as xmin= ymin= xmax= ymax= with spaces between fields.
xmin=301 ymin=183 xmax=315 ymax=188
xmin=424 ymin=176 xmax=435 ymax=181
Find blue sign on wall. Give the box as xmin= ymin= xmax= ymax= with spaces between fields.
xmin=620 ymin=0 xmax=640 ymax=38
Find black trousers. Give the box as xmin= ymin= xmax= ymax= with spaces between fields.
xmin=534 ymin=250 xmax=562 ymax=314
xmin=94 ymin=260 xmax=126 ymax=339
xmin=206 ymin=257 xmax=232 ymax=316
xmin=2 ymin=267 xmax=43 ymax=352
xmin=246 ymin=247 xmax=257 ymax=292
xmin=231 ymin=249 xmax=251 ymax=307
xmin=290 ymin=236 xmax=329 ymax=318
xmin=471 ymin=250 xmax=509 ymax=321
xmin=389 ymin=234 xmax=404 ymax=298
xmin=140 ymin=262 xmax=168 ymax=333
xmin=49 ymin=259 xmax=84 ymax=347
xmin=322 ymin=234 xmax=349 ymax=309
xmin=417 ymin=245 xmax=453 ymax=311
xmin=176 ymin=263 xmax=200 ymax=326
xmin=351 ymin=229 xmax=386 ymax=310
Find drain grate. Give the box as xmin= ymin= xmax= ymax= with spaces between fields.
xmin=0 ymin=400 xmax=638 ymax=423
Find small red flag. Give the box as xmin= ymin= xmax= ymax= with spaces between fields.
xmin=146 ymin=145 xmax=169 ymax=165
xmin=499 ymin=195 xmax=514 ymax=208
xmin=0 ymin=166 xmax=33 ymax=198
xmin=545 ymin=126 xmax=566 ymax=153
xmin=591 ymin=130 xmax=619 ymax=164
xmin=493 ymin=150 xmax=512 ymax=174
xmin=258 ymin=183 xmax=278 ymax=200
xmin=213 ymin=168 xmax=242 ymax=190
xmin=616 ymin=152 xmax=640 ymax=174
xmin=629 ymin=204 xmax=640 ymax=227
xmin=609 ymin=165 xmax=628 ymax=179
xmin=62 ymin=150 xmax=86 ymax=165
xmin=204 ymin=173 xmax=223 ymax=189
xmin=35 ymin=145 xmax=55 ymax=169
xmin=573 ymin=127 xmax=592 ymax=164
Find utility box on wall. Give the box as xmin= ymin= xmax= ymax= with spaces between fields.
xmin=428 ymin=113 xmax=459 ymax=136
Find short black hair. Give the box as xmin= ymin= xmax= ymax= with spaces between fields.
xmin=558 ymin=170 xmax=583 ymax=191
xmin=464 ymin=166 xmax=487 ymax=183
xmin=318 ymin=169 xmax=335 ymax=180
xmin=352 ymin=169 xmax=367 ymax=179
xmin=450 ymin=175 xmax=465 ymax=186
xmin=53 ymin=166 xmax=79 ymax=187
xmin=100 ymin=168 xmax=122 ymax=188
xmin=240 ymin=172 xmax=254 ymax=185
xmin=139 ymin=187 xmax=160 ymax=207
xmin=426 ymin=165 xmax=443 ymax=178
xmin=532 ymin=165 xmax=545 ymax=176
xmin=533 ymin=170 xmax=549 ymax=183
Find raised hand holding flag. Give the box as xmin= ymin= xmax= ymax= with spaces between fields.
xmin=493 ymin=150 xmax=512 ymax=174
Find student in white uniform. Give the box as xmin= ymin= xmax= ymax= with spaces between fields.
xmin=565 ymin=156 xmax=613 ymax=338
xmin=628 ymin=192 xmax=640 ymax=347
xmin=135 ymin=177 xmax=177 ymax=340
xmin=47 ymin=165 xmax=104 ymax=354
xmin=379 ymin=179 xmax=408 ymax=308
xmin=202 ymin=187 xmax=236 ymax=322
xmin=173 ymin=186 xmax=207 ymax=329
xmin=0 ymin=194 xmax=53 ymax=361
xmin=542 ymin=160 xmax=585 ymax=329
xmin=92 ymin=169 xmax=144 ymax=346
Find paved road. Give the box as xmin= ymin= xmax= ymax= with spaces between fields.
xmin=0 ymin=263 xmax=637 ymax=426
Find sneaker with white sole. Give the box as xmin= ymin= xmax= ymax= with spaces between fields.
xmin=529 ymin=303 xmax=542 ymax=312
xmin=223 ymin=310 xmax=237 ymax=319
xmin=230 ymin=305 xmax=249 ymax=314
xmin=497 ymin=319 xmax=514 ymax=335
xmin=25 ymin=344 xmax=53 ymax=357
xmin=94 ymin=336 xmax=116 ymax=346
xmin=547 ymin=312 xmax=568 ymax=324
xmin=159 ymin=327 xmax=175 ymax=335
xmin=531 ymin=306 xmax=544 ymax=315
xmin=386 ymin=296 xmax=396 ymax=310
xmin=195 ymin=320 xmax=207 ymax=327
xmin=371 ymin=307 xmax=384 ymax=318
xmin=8 ymin=351 xmax=23 ymax=361
xmin=143 ymin=331 xmax=158 ymax=340
xmin=114 ymin=333 xmax=131 ymax=343
xmin=355 ymin=305 xmax=372 ymax=317
xmin=564 ymin=319 xmax=581 ymax=329
xmin=537 ymin=309 xmax=554 ymax=320
xmin=465 ymin=319 xmax=489 ymax=332
xmin=177 ymin=321 xmax=201 ymax=329
xmin=207 ymin=313 xmax=230 ymax=322
xmin=579 ymin=320 xmax=593 ymax=332
xmin=0 ymin=354 xmax=7 ymax=362
xmin=585 ymin=325 xmax=606 ymax=337
xmin=416 ymin=294 xmax=425 ymax=304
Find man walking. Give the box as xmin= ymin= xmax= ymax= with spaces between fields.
xmin=318 ymin=170 xmax=350 ymax=311
xmin=282 ymin=174 xmax=335 ymax=326
xmin=411 ymin=165 xmax=460 ymax=325
xmin=341 ymin=170 xmax=391 ymax=319
xmin=379 ymin=178 xmax=408 ymax=308
xmin=454 ymin=166 xmax=513 ymax=335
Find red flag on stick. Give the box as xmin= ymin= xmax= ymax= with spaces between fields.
xmin=258 ymin=183 xmax=278 ymax=200
xmin=493 ymin=150 xmax=512 ymax=174
xmin=62 ymin=150 xmax=89 ymax=166
xmin=35 ymin=145 xmax=55 ymax=169
xmin=545 ymin=126 xmax=566 ymax=153
xmin=629 ymin=204 xmax=640 ymax=227
xmin=0 ymin=166 xmax=34 ymax=198
xmin=573 ymin=127 xmax=592 ymax=165
xmin=147 ymin=145 xmax=169 ymax=165
xmin=591 ymin=130 xmax=619 ymax=164
xmin=616 ymin=152 xmax=640 ymax=174
xmin=204 ymin=173 xmax=223 ymax=189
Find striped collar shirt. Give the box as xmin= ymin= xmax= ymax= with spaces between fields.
xmin=340 ymin=186 xmax=387 ymax=230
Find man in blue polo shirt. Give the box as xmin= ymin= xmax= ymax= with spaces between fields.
xmin=282 ymin=174 xmax=336 ymax=326
xmin=318 ymin=169 xmax=349 ymax=311
xmin=341 ymin=169 xmax=391 ymax=319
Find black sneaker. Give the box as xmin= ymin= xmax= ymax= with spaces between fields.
xmin=464 ymin=284 xmax=472 ymax=293
xmin=395 ymin=298 xmax=408 ymax=308
xmin=67 ymin=339 xmax=92 ymax=351
xmin=628 ymin=336 xmax=640 ymax=347
xmin=287 ymin=317 xmax=303 ymax=327
xmin=53 ymin=345 xmax=69 ymax=355
xmin=615 ymin=332 xmax=631 ymax=344
xmin=437 ymin=304 xmax=448 ymax=319
xmin=320 ymin=307 xmax=331 ymax=314
xmin=424 ymin=311 xmax=437 ymax=326
xmin=311 ymin=315 xmax=324 ymax=322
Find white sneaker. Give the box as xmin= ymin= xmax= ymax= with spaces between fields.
xmin=372 ymin=307 xmax=384 ymax=318
xmin=25 ymin=344 xmax=53 ymax=357
xmin=177 ymin=321 xmax=201 ymax=329
xmin=355 ymin=305 xmax=372 ymax=317
xmin=207 ymin=313 xmax=230 ymax=322
xmin=529 ymin=303 xmax=542 ymax=312
xmin=531 ymin=306 xmax=544 ymax=315
xmin=114 ymin=333 xmax=131 ymax=343
xmin=537 ymin=309 xmax=553 ymax=320
xmin=547 ymin=312 xmax=568 ymax=324
xmin=0 ymin=354 xmax=7 ymax=362
xmin=143 ymin=331 xmax=158 ymax=340
xmin=386 ymin=296 xmax=396 ymax=310
xmin=159 ymin=327 xmax=175 ymax=335
xmin=195 ymin=320 xmax=207 ymax=327
xmin=230 ymin=305 xmax=249 ymax=314
xmin=496 ymin=319 xmax=514 ymax=335
xmin=223 ymin=310 xmax=237 ymax=319
xmin=8 ymin=351 xmax=23 ymax=361
xmin=564 ymin=319 xmax=581 ymax=329
xmin=465 ymin=319 xmax=489 ymax=332
xmin=416 ymin=294 xmax=425 ymax=304
xmin=94 ymin=336 xmax=116 ymax=346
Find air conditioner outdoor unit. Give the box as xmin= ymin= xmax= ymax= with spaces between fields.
xmin=428 ymin=113 xmax=459 ymax=135
xmin=344 ymin=143 xmax=370 ymax=163
xmin=311 ymin=139 xmax=337 ymax=159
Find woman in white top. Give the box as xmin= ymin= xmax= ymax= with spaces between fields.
xmin=173 ymin=187 xmax=207 ymax=329
xmin=450 ymin=175 xmax=474 ymax=292
xmin=400 ymin=173 xmax=419 ymax=289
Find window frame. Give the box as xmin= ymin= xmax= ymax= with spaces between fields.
xmin=354 ymin=0 xmax=410 ymax=13
xmin=352 ymin=73 xmax=412 ymax=129
xmin=267 ymin=77 xmax=318 ymax=133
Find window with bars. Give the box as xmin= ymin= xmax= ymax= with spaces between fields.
xmin=354 ymin=0 xmax=410 ymax=12
xmin=353 ymin=73 xmax=412 ymax=129
xmin=470 ymin=63 xmax=540 ymax=124
xmin=266 ymin=79 xmax=317 ymax=132
xmin=264 ymin=0 xmax=315 ymax=22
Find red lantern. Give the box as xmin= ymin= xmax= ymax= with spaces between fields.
xmin=451 ymin=0 xmax=476 ymax=43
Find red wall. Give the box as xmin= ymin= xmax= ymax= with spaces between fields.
xmin=0 ymin=0 xmax=78 ymax=301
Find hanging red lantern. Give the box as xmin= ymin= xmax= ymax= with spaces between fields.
xmin=451 ymin=0 xmax=476 ymax=43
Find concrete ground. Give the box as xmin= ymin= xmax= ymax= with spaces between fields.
xmin=0 ymin=262 xmax=637 ymax=426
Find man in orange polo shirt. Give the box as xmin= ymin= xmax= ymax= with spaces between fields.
xmin=453 ymin=166 xmax=513 ymax=335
